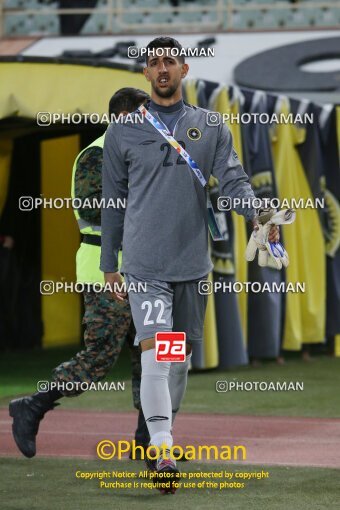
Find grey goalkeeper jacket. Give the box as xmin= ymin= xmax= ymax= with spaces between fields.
xmin=100 ymin=102 xmax=256 ymax=281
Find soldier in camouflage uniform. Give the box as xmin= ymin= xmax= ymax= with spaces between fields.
xmin=52 ymin=142 xmax=143 ymax=409
xmin=9 ymin=88 xmax=150 ymax=458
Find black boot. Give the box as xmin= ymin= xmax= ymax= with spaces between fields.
xmin=9 ymin=389 xmax=61 ymax=458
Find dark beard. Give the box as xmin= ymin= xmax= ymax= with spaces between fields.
xmin=153 ymin=82 xmax=178 ymax=98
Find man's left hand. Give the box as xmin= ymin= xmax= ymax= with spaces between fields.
xmin=252 ymin=218 xmax=280 ymax=243
xmin=247 ymin=209 xmax=296 ymax=270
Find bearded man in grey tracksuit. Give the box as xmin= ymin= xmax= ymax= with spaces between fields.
xmin=100 ymin=36 xmax=279 ymax=492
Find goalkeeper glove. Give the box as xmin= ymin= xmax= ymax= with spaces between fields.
xmin=246 ymin=208 xmax=296 ymax=270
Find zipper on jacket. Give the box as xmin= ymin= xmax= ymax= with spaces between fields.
xmin=152 ymin=109 xmax=187 ymax=138
xmin=173 ymin=109 xmax=187 ymax=137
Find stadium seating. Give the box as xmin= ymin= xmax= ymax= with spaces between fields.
xmin=4 ymin=0 xmax=25 ymax=7
xmin=318 ymin=7 xmax=340 ymax=27
xmin=262 ymin=9 xmax=291 ymax=29
xmin=4 ymin=14 xmax=28 ymax=35
xmin=4 ymin=13 xmax=59 ymax=35
xmin=82 ymin=12 xmax=111 ymax=34
xmin=1 ymin=0 xmax=339 ymax=35
xmin=229 ymin=9 xmax=262 ymax=30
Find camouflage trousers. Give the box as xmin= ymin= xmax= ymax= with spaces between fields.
xmin=52 ymin=290 xmax=142 ymax=409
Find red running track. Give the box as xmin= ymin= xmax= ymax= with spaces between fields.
xmin=1 ymin=409 xmax=339 ymax=468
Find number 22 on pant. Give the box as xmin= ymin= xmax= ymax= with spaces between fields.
xmin=141 ymin=299 xmax=166 ymax=325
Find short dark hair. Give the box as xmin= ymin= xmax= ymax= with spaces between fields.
xmin=108 ymin=87 xmax=150 ymax=116
xmin=145 ymin=36 xmax=185 ymax=65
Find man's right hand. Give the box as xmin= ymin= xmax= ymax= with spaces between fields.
xmin=104 ymin=272 xmax=127 ymax=303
